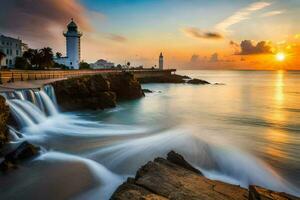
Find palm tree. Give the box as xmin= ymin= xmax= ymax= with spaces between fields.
xmin=56 ymin=52 xmax=62 ymax=58
xmin=23 ymin=49 xmax=40 ymax=68
xmin=39 ymin=47 xmax=54 ymax=69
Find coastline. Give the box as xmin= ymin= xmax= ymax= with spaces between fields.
xmin=0 ymin=71 xmax=299 ymax=199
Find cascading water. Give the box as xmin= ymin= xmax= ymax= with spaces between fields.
xmin=0 ymin=72 xmax=299 ymax=200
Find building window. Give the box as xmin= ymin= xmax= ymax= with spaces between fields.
xmin=6 ymin=49 xmax=9 ymax=54
xmin=16 ymin=50 xmax=19 ymax=55
xmin=70 ymin=62 xmax=72 ymax=65
xmin=6 ymin=59 xmax=8 ymax=65
xmin=10 ymin=49 xmax=12 ymax=55
xmin=16 ymin=44 xmax=18 ymax=48
xmin=9 ymin=60 xmax=12 ymax=65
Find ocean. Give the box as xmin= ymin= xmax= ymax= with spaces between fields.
xmin=0 ymin=70 xmax=299 ymax=199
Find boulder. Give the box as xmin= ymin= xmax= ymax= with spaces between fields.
xmin=52 ymin=72 xmax=144 ymax=111
xmin=111 ymin=151 xmax=300 ymax=200
xmin=0 ymin=96 xmax=9 ymax=149
xmin=106 ymin=72 xmax=145 ymax=100
xmin=166 ymin=150 xmax=202 ymax=175
xmin=0 ymin=141 xmax=40 ymax=173
xmin=111 ymin=151 xmax=248 ymax=200
xmin=187 ymin=78 xmax=210 ymax=85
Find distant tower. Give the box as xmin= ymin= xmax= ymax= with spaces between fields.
xmin=63 ymin=19 xmax=82 ymax=69
xmin=159 ymin=52 xmax=164 ymax=70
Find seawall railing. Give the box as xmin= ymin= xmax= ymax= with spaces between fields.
xmin=0 ymin=69 xmax=176 ymax=84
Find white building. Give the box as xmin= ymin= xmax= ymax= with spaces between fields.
xmin=0 ymin=35 xmax=22 ymax=68
xmin=90 ymin=59 xmax=115 ymax=69
xmin=159 ymin=52 xmax=164 ymax=70
xmin=55 ymin=19 xmax=82 ymax=69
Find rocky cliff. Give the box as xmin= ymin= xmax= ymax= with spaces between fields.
xmin=111 ymin=151 xmax=299 ymax=200
xmin=51 ymin=72 xmax=144 ymax=111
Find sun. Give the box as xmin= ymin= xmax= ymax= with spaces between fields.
xmin=276 ymin=52 xmax=285 ymax=62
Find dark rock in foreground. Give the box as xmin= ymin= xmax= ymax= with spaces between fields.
xmin=0 ymin=141 xmax=40 ymax=173
xmin=187 ymin=78 xmax=210 ymax=85
xmin=0 ymin=96 xmax=9 ymax=150
xmin=111 ymin=151 xmax=299 ymax=200
xmin=52 ymin=72 xmax=144 ymax=111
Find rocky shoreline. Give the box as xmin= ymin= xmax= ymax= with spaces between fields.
xmin=111 ymin=151 xmax=299 ymax=200
xmin=51 ymin=72 xmax=144 ymax=111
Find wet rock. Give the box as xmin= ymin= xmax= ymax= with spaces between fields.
xmin=0 ymin=141 xmax=40 ymax=173
xmin=138 ymin=74 xmax=186 ymax=84
xmin=142 ymin=89 xmax=153 ymax=93
xmin=166 ymin=150 xmax=202 ymax=175
xmin=111 ymin=151 xmax=299 ymax=200
xmin=111 ymin=151 xmax=248 ymax=200
xmin=0 ymin=95 xmax=9 ymax=149
xmin=249 ymin=185 xmax=300 ymax=200
xmin=52 ymin=72 xmax=144 ymax=111
xmin=111 ymin=178 xmax=167 ymax=200
xmin=106 ymin=72 xmax=145 ymax=100
xmin=187 ymin=78 xmax=210 ymax=85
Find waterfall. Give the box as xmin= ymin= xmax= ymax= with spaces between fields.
xmin=1 ymin=85 xmax=59 ymax=129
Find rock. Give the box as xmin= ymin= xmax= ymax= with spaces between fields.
xmin=142 ymin=89 xmax=153 ymax=93
xmin=111 ymin=151 xmax=299 ymax=200
xmin=166 ymin=150 xmax=202 ymax=175
xmin=249 ymin=185 xmax=300 ymax=200
xmin=187 ymin=78 xmax=210 ymax=85
xmin=106 ymin=72 xmax=145 ymax=100
xmin=51 ymin=72 xmax=144 ymax=111
xmin=214 ymin=83 xmax=225 ymax=85
xmin=138 ymin=74 xmax=186 ymax=84
xmin=0 ymin=141 xmax=40 ymax=173
xmin=111 ymin=151 xmax=249 ymax=200
xmin=0 ymin=95 xmax=9 ymax=149
xmin=111 ymin=178 xmax=167 ymax=200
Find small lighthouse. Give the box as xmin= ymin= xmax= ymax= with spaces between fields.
xmin=159 ymin=52 xmax=164 ymax=70
xmin=63 ymin=19 xmax=82 ymax=69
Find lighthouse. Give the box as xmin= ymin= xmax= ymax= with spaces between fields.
xmin=62 ymin=19 xmax=82 ymax=69
xmin=159 ymin=52 xmax=164 ymax=70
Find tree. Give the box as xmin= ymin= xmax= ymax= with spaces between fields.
xmin=14 ymin=57 xmax=30 ymax=69
xmin=56 ymin=52 xmax=62 ymax=58
xmin=79 ymin=62 xmax=91 ymax=69
xmin=126 ymin=62 xmax=130 ymax=69
xmin=39 ymin=47 xmax=54 ymax=69
xmin=23 ymin=48 xmax=40 ymax=68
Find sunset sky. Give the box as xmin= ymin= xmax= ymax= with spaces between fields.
xmin=0 ymin=0 xmax=299 ymax=69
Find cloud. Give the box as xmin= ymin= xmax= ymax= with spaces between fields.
xmin=183 ymin=27 xmax=223 ymax=40
xmin=209 ymin=53 xmax=219 ymax=62
xmin=190 ymin=54 xmax=200 ymax=63
xmin=215 ymin=2 xmax=271 ymax=32
xmin=237 ymin=40 xmax=273 ymax=55
xmin=107 ymin=34 xmax=127 ymax=43
xmin=0 ymin=0 xmax=91 ymax=45
xmin=261 ymin=10 xmax=285 ymax=17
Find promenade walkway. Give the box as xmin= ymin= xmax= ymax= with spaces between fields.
xmin=0 ymin=69 xmax=176 ymax=92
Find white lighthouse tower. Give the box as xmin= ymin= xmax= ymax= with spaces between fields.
xmin=159 ymin=52 xmax=164 ymax=70
xmin=63 ymin=19 xmax=82 ymax=69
